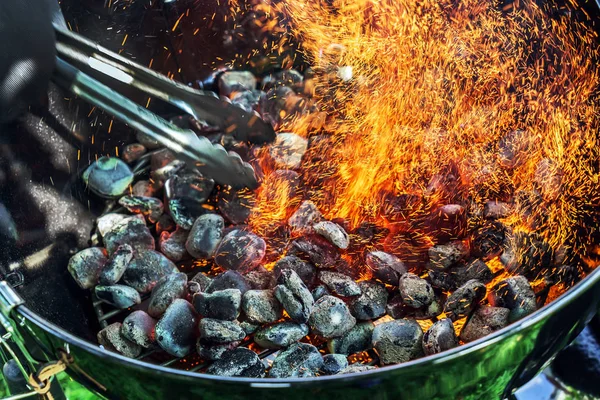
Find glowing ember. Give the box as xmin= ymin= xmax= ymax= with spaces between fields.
xmin=226 ymin=0 xmax=600 ymax=279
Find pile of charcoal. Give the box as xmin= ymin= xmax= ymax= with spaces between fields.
xmin=68 ymin=68 xmax=561 ymax=378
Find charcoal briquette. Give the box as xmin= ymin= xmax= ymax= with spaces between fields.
xmin=121 ymin=310 xmax=157 ymax=349
xmin=460 ymin=306 xmax=510 ymax=342
xmin=244 ymin=266 xmax=277 ymax=290
xmin=365 ymin=251 xmax=407 ymax=285
xmin=159 ymin=228 xmax=189 ymax=262
xmin=98 ymin=244 xmax=133 ymax=285
xmin=185 ymin=214 xmax=224 ymax=259
xmin=103 ymin=217 xmax=155 ymax=256
xmin=488 ymin=275 xmax=536 ymax=322
xmin=97 ymin=322 xmax=142 ymax=358
xmin=95 ymin=285 xmax=141 ymax=309
xmin=349 ymin=281 xmax=388 ymax=320
xmin=312 ymin=285 xmax=330 ymax=301
xmin=197 ymin=340 xmax=241 ymax=361
xmin=147 ymin=273 xmax=188 ymax=318
xmin=122 ymin=250 xmax=178 ymax=294
xmin=308 ymin=295 xmax=356 ymax=338
xmin=268 ymin=342 xmax=323 ymax=378
xmin=206 ymin=270 xmax=250 ymax=294
xmin=320 ymin=354 xmax=349 ymax=375
xmin=422 ymin=318 xmax=459 ymax=355
xmin=451 ymin=259 xmax=493 ymax=287
xmin=318 ymin=271 xmax=361 ymax=297
xmin=274 ymin=269 xmax=314 ymax=323
xmin=242 ymin=289 xmax=282 ymax=324
xmin=218 ymin=71 xmax=257 ymax=97
xmin=269 ymin=132 xmax=308 ymax=170
xmin=443 ymin=279 xmax=486 ymax=321
xmin=327 ymin=322 xmax=374 ymax=355
xmin=313 ymin=221 xmax=350 ymax=249
xmin=214 ymin=229 xmax=266 ymax=273
xmin=155 ymin=299 xmax=198 ymax=357
xmin=254 ymin=322 xmax=309 ymax=349
xmin=190 ymin=272 xmax=212 ymax=292
xmin=427 ymin=241 xmax=469 ymax=271
xmin=82 ymin=157 xmax=133 ymax=199
xmin=199 ymin=319 xmax=246 ymax=344
xmin=273 ymin=255 xmax=316 ymax=287
xmin=193 ymin=289 xmax=242 ymax=321
xmin=206 ymin=348 xmax=265 ymax=378
xmin=290 ymin=234 xmax=342 ymax=269
xmin=68 ymin=247 xmax=107 ymax=289
xmin=118 ymin=195 xmax=164 ymax=223
xmin=339 ymin=365 xmax=376 ymax=374
xmin=288 ymin=200 xmax=323 ymax=233
xmin=398 ymin=273 xmax=434 ymax=308
xmin=217 ymin=187 xmax=255 ymax=225
xmin=372 ymin=319 xmax=424 ymax=365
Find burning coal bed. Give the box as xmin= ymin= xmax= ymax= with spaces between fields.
xmin=68 ymin=67 xmax=583 ymax=379
xmin=66 ymin=0 xmax=600 ymax=378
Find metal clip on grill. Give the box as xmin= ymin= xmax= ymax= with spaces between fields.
xmin=52 ymin=26 xmax=276 ymax=190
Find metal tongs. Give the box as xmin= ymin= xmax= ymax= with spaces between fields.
xmin=52 ymin=26 xmax=276 ymax=189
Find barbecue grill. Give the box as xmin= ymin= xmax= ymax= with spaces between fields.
xmin=1 ymin=0 xmax=600 ymax=399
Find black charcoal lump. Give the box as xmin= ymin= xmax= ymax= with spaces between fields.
xmin=95 ymin=285 xmax=141 ymax=309
xmin=147 ymin=272 xmax=188 ymax=318
xmin=444 ymin=279 xmax=486 ymax=321
xmin=97 ymin=322 xmax=141 ymax=358
xmin=254 ymin=322 xmax=309 ymax=349
xmin=318 ymin=271 xmax=361 ymax=297
xmin=68 ymin=247 xmax=107 ymax=289
xmin=199 ymin=319 xmax=246 ymax=344
xmin=365 ymin=251 xmax=407 ymax=285
xmin=241 ymin=290 xmax=282 ymax=324
xmin=398 ymin=273 xmax=434 ymax=308
xmin=155 ymin=299 xmax=198 ymax=357
xmin=422 ymin=318 xmax=459 ymax=355
xmin=121 ymin=310 xmax=157 ymax=349
xmin=193 ymin=289 xmax=242 ymax=321
xmin=268 ymin=343 xmax=324 ymax=378
xmin=349 ymin=281 xmax=388 ymax=320
xmin=206 ymin=348 xmax=265 ymax=378
xmin=185 ymin=214 xmax=225 ymax=259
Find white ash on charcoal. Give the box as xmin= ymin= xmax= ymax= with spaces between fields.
xmin=197 ymin=340 xmax=241 ymax=361
xmin=206 ymin=270 xmax=250 ymax=294
xmin=268 ymin=342 xmax=324 ymax=378
xmin=313 ymin=221 xmax=350 ymax=249
xmin=102 ymin=217 xmax=155 ymax=256
xmin=372 ymin=319 xmax=424 ymax=365
xmin=121 ymin=311 xmax=156 ymax=349
xmin=273 ymin=255 xmax=317 ymax=287
xmin=288 ymin=200 xmax=323 ymax=233
xmin=68 ymin=247 xmax=107 ymax=289
xmin=483 ymin=201 xmax=512 ymax=219
xmin=471 ymin=222 xmax=506 ymax=260
xmin=199 ymin=319 xmax=246 ymax=344
xmin=242 ymin=290 xmax=282 ymax=324
xmin=328 ymin=322 xmax=375 ymax=355
xmin=206 ymin=348 xmax=265 ymax=378
xmin=165 ymin=171 xmax=215 ymax=229
xmin=159 ymin=228 xmax=189 ymax=262
xmin=240 ymin=322 xmax=259 ymax=335
xmin=95 ymin=285 xmax=141 ymax=309
xmin=217 ymin=187 xmax=255 ymax=225
xmin=460 ymin=306 xmax=510 ymax=342
xmin=349 ymin=281 xmax=388 ymax=320
xmin=155 ymin=299 xmax=198 ymax=357
xmin=365 ymin=251 xmax=407 ymax=285
xmin=254 ymin=322 xmax=309 ymax=349
xmin=214 ymin=229 xmax=266 ymax=273
xmin=340 ymin=365 xmax=377 ymax=374
xmin=443 ymin=280 xmax=487 ymax=321
xmin=121 ymin=143 xmax=147 ymax=164
xmin=96 ymin=213 xmax=145 ymax=238
xmin=427 ymin=241 xmax=469 ymax=271
xmin=98 ymin=322 xmax=142 ymax=358
xmin=218 ymin=71 xmax=257 ymax=97
xmin=488 ymin=275 xmax=537 ymax=322
xmin=244 ymin=266 xmax=277 ymax=290
xmin=147 ymin=273 xmax=189 ymax=318
xmin=320 ymin=354 xmax=349 ymax=375
xmin=231 ymin=90 xmax=265 ymax=113
xmin=308 ymin=295 xmax=356 ymax=338
xmin=422 ymin=318 xmax=459 ymax=356
xmin=274 ymin=269 xmax=315 ymax=323
xmin=122 ymin=250 xmax=177 ymax=294
xmin=98 ymin=244 xmax=133 ymax=285
xmin=118 ymin=196 xmax=164 ymax=223
xmin=386 ymin=294 xmax=443 ymax=320
xmin=318 ymin=271 xmax=361 ymax=297
xmin=398 ymin=273 xmax=434 ymax=308
xmin=312 ymin=285 xmax=330 ymax=301
xmin=185 ymin=214 xmax=224 ymax=259
xmin=82 ymin=157 xmax=134 ymax=199
xmin=193 ymin=289 xmax=242 ymax=321
xmin=269 ymin=133 xmax=308 ymax=170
